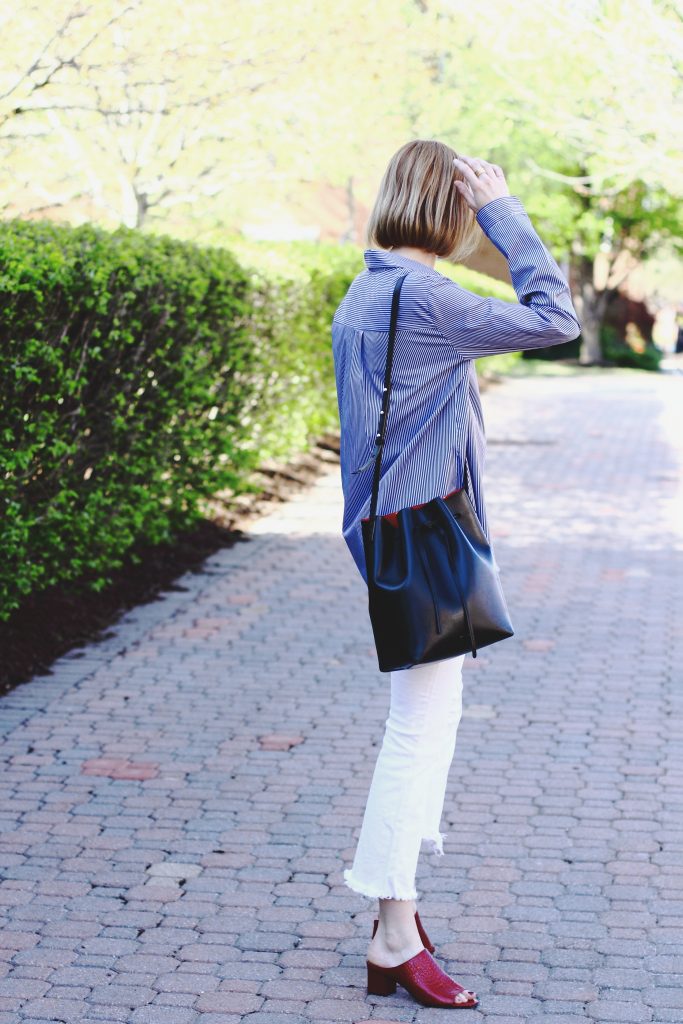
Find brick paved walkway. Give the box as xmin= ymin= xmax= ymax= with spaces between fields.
xmin=1 ymin=368 xmax=681 ymax=1024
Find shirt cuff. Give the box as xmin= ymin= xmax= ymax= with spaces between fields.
xmin=475 ymin=195 xmax=527 ymax=235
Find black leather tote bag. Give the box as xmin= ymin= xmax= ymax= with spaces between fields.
xmin=353 ymin=272 xmax=514 ymax=672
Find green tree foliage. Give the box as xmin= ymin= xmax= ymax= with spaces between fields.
xmin=1 ymin=0 xmax=681 ymax=362
xmin=425 ymin=1 xmax=683 ymax=362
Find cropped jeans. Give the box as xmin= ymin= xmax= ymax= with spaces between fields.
xmin=344 ymin=653 xmax=466 ymax=901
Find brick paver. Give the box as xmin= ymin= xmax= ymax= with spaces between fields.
xmin=1 ymin=367 xmax=681 ymax=1023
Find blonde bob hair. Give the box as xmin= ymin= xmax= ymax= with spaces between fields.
xmin=365 ymin=139 xmax=480 ymax=263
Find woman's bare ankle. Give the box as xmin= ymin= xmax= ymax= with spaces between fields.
xmin=367 ymin=899 xmax=424 ymax=966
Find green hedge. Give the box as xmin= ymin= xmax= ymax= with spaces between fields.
xmin=1 ymin=221 xmax=257 ymax=618
xmin=232 ymin=240 xmax=362 ymax=463
xmin=0 ymin=222 xmax=519 ymax=620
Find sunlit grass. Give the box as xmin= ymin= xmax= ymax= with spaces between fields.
xmin=478 ymin=354 xmax=652 ymax=378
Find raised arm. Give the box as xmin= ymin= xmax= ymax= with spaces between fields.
xmin=429 ymin=195 xmax=582 ymax=359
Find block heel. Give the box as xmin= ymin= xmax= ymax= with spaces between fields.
xmin=366 ymin=961 xmax=397 ymax=995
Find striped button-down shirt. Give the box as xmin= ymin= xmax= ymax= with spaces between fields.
xmin=331 ymin=194 xmax=581 ymax=583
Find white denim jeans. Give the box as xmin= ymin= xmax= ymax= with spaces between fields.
xmin=344 ymin=653 xmax=466 ymax=901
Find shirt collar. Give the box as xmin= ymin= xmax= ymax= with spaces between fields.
xmin=363 ymin=248 xmax=442 ymax=277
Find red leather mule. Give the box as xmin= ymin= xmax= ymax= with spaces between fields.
xmin=367 ymin=947 xmax=478 ymax=1008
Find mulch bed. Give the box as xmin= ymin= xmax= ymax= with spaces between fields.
xmin=0 ymin=433 xmax=341 ymax=698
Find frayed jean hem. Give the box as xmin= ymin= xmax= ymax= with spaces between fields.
xmin=343 ymin=833 xmax=447 ymax=900
xmin=343 ymin=868 xmax=419 ymax=901
xmin=426 ymin=831 xmax=447 ymax=857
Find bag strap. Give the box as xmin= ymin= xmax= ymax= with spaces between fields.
xmin=351 ymin=272 xmax=409 ymax=521
xmin=352 ymin=269 xmax=473 ymax=521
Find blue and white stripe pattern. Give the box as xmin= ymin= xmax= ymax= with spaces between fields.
xmin=331 ymin=194 xmax=581 ymax=584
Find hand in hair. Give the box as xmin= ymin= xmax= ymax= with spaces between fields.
xmin=453 ymin=155 xmax=510 ymax=214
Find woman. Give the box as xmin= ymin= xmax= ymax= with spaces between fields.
xmin=330 ymin=139 xmax=581 ymax=1010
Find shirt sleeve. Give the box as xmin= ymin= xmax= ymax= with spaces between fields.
xmin=428 ymin=195 xmax=582 ymax=358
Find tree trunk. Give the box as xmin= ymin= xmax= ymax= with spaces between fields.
xmin=135 ymin=189 xmax=149 ymax=229
xmin=577 ymin=309 xmax=603 ymax=365
xmin=571 ymin=254 xmax=610 ymax=364
xmin=340 ymin=176 xmax=356 ymax=244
